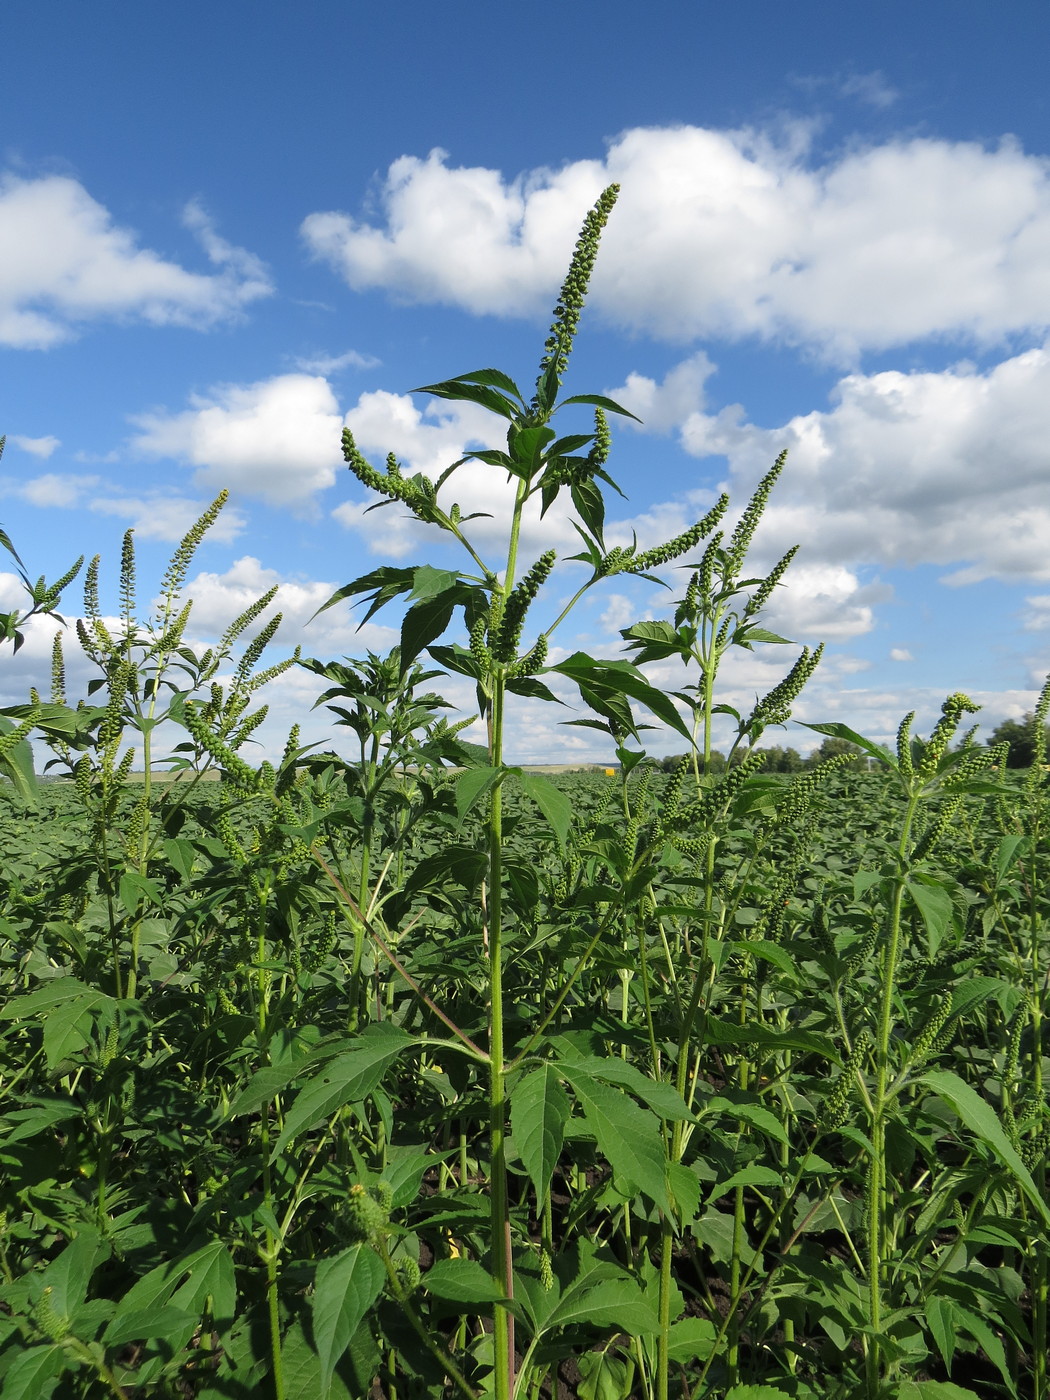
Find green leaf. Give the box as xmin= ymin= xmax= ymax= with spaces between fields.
xmin=168 ymin=1240 xmax=237 ymax=1324
xmin=797 ymin=721 xmax=894 ymax=768
xmin=949 ymin=1300 xmax=1016 ymax=1394
xmin=104 ymin=1305 xmax=200 ymax=1347
xmin=162 ymin=838 xmax=197 ymax=880
xmin=118 ymin=871 xmax=164 ymax=915
xmin=408 ymin=565 xmax=460 ymax=601
xmin=558 ymin=393 xmax=641 ymax=422
xmin=707 ymin=1164 xmax=783 ymax=1204
xmin=552 ymin=1051 xmax=692 ymax=1121
xmin=455 ymin=765 xmax=502 ymax=822
xmin=924 ymin=1295 xmax=956 ymax=1372
xmin=413 ymin=378 xmax=519 ymax=420
xmin=565 ymin=1070 xmax=672 ymax=1214
xmin=519 ymin=771 xmax=573 ymax=849
xmin=905 ymin=875 xmax=955 ymax=945
xmin=552 ymin=653 xmax=693 ymax=744
xmin=445 ymin=367 xmax=524 ymax=400
xmin=312 ymin=1245 xmax=384 ymax=1396
xmin=272 ymin=1029 xmax=413 ymax=1158
xmin=42 ymin=996 xmax=103 ymax=1070
xmin=577 ymin=1350 xmax=635 ymax=1400
xmin=41 ymin=1230 xmax=102 ymax=1317
xmin=511 ymin=1064 xmax=570 ymax=1202
xmin=545 ymin=1276 xmax=659 ymax=1333
xmin=0 ymin=1346 xmax=66 ymax=1400
xmin=667 ymin=1316 xmax=717 ymax=1362
xmin=401 ymin=589 xmax=464 ymax=671
xmin=724 ymin=1388 xmax=792 ymax=1400
xmin=897 ymin=1383 xmax=981 ymax=1400
xmin=919 ymin=1069 xmax=1050 ymax=1227
xmin=0 ymin=977 xmax=111 ymax=1021
xmin=703 ymin=1096 xmax=790 ymax=1145
xmin=0 ymin=715 xmax=38 ymax=803
xmin=424 ymin=1257 xmax=508 ymax=1307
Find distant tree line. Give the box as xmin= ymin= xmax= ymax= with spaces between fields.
xmin=653 ymin=716 xmax=1050 ymax=776
xmin=986 ymin=714 xmax=1050 ymax=769
xmin=657 ymin=736 xmax=863 ymax=775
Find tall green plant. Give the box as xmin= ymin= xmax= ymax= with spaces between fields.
xmin=317 ymin=185 xmax=735 ymax=1399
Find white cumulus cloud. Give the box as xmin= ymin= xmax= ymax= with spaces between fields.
xmin=301 ymin=127 xmax=1050 ymax=358
xmin=0 ymin=174 xmax=272 ymax=349
xmin=630 ymin=341 xmax=1050 ymax=585
xmin=8 ymin=434 xmax=60 ymax=458
xmin=131 ymin=374 xmax=345 ymax=507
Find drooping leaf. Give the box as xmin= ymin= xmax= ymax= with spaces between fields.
xmin=272 ymin=1029 xmax=413 ymax=1158
xmin=413 ymin=378 xmax=519 ymax=420
xmin=897 ymin=1383 xmax=981 ymax=1400
xmin=797 ymin=721 xmax=894 ymax=769
xmin=511 ymin=1064 xmax=570 ymax=1203
xmin=424 ymin=1257 xmax=509 ymax=1308
xmin=706 ymin=1164 xmax=783 ymax=1205
xmin=905 ymin=873 xmax=955 ymax=946
xmin=577 ymin=1349 xmax=635 ymax=1400
xmin=519 ymin=771 xmax=573 ymax=849
xmin=564 ymin=1069 xmax=672 ymax=1214
xmin=0 ymin=1345 xmax=66 ymax=1400
xmin=312 ymin=1245 xmax=384 ymax=1396
xmin=0 ymin=715 xmax=38 ymax=803
xmin=558 ymin=393 xmax=641 ymax=421
xmin=455 ymin=765 xmax=502 ymax=823
xmin=919 ymin=1070 xmax=1050 ymax=1226
xmin=924 ymin=1295 xmax=957 ymax=1372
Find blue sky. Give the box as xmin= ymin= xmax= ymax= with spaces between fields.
xmin=4 ymin=1 xmax=1050 ymax=764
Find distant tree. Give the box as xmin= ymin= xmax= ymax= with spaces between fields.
xmin=986 ymin=713 xmax=1050 ymax=768
xmin=753 ymin=745 xmax=804 ymax=773
xmin=659 ymin=751 xmax=727 ymax=773
xmin=804 ymin=736 xmax=863 ymax=769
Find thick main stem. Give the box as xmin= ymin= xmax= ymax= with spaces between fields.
xmin=866 ymin=794 xmax=917 ymax=1398
xmin=487 ymin=480 xmax=527 ymax=1400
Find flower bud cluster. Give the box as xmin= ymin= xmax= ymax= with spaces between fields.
xmin=727 ymin=451 xmax=788 ymax=574
xmin=744 ymin=545 xmax=800 ymax=619
xmin=845 ymin=922 xmax=880 ymax=977
xmin=820 ymin=1031 xmax=870 ymax=1130
xmin=629 ymin=497 xmax=730 ymax=574
xmin=917 ymin=693 xmax=980 ymax=779
xmin=750 ymin=645 xmax=824 ymax=729
xmin=811 ymin=902 xmax=836 ymax=958
xmin=339 ymin=1181 xmax=392 ymax=1244
xmin=910 ymin=797 xmax=962 ymax=863
xmin=343 ymin=429 xmax=426 ymax=509
xmin=534 ymin=185 xmax=620 ymax=397
xmin=909 ymin=992 xmax=955 ymax=1068
xmin=185 ymin=702 xmax=257 ymax=789
xmin=159 ymin=491 xmax=229 ymax=601
xmin=492 ymin=551 xmax=556 ymax=661
xmin=509 ymin=634 xmax=548 ymax=678
xmin=0 ymin=714 xmax=35 ymax=761
xmin=34 ymin=1285 xmax=70 ymax=1343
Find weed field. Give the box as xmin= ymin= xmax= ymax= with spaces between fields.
xmin=1 ymin=187 xmax=1049 ymax=1400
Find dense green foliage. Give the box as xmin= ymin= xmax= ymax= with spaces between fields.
xmin=2 ymin=192 xmax=1049 ymax=1400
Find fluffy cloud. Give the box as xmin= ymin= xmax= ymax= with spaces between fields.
xmin=0 ymin=175 xmax=271 ymax=349
xmin=8 ymin=434 xmax=60 ymax=458
xmin=620 ymin=342 xmax=1050 ymax=585
xmin=292 ymin=349 xmax=381 ymax=374
xmin=131 ymin=374 xmax=345 ymax=507
xmin=0 ymin=468 xmax=245 ymax=542
xmin=182 ymin=555 xmax=397 ymax=657
xmin=301 ymin=128 xmax=1050 ymax=357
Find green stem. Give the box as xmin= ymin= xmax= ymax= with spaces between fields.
xmin=866 ymin=792 xmax=918 ymax=1398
